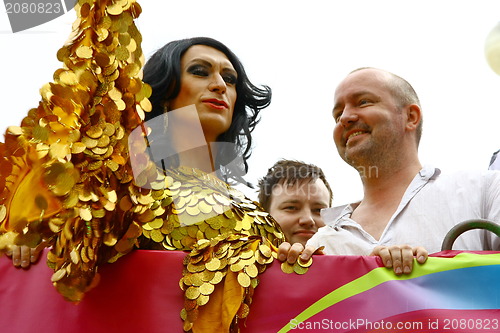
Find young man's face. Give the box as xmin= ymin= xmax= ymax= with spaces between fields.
xmin=268 ymin=179 xmax=330 ymax=245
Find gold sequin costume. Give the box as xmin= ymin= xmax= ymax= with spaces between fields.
xmin=0 ymin=1 xmax=312 ymax=332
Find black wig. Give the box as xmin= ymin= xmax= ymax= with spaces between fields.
xmin=142 ymin=37 xmax=271 ymax=183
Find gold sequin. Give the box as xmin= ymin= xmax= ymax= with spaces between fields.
xmin=237 ymin=272 xmax=251 ymax=288
xmin=281 ymin=261 xmax=295 ymax=274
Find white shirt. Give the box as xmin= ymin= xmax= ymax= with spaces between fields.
xmin=307 ymin=166 xmax=500 ymax=255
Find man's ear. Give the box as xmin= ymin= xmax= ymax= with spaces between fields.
xmin=405 ymin=104 xmax=421 ymax=132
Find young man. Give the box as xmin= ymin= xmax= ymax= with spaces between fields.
xmin=258 ymin=159 xmax=332 ymax=246
xmin=302 ymin=68 xmax=500 ymax=268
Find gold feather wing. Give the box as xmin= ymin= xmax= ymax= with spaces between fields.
xmin=0 ymin=0 xmax=150 ymax=301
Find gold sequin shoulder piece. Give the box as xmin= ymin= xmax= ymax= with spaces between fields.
xmin=131 ymin=165 xmax=289 ymax=332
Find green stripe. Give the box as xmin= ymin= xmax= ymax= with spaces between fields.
xmin=278 ymin=252 xmax=500 ymax=332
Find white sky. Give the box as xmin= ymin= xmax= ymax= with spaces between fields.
xmin=1 ymin=1 xmax=500 ymax=205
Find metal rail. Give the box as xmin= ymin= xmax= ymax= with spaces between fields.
xmin=441 ymin=219 xmax=500 ymax=251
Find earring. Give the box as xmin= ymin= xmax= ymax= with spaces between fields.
xmin=163 ymin=104 xmax=169 ymax=129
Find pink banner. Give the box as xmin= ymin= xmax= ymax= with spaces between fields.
xmin=1 ymin=250 xmax=499 ymax=332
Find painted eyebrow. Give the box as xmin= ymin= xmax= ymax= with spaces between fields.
xmin=186 ymin=58 xmax=237 ymax=76
xmin=186 ymin=58 xmax=211 ymax=68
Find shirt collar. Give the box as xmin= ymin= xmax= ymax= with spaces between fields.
xmin=321 ymin=165 xmax=441 ymax=227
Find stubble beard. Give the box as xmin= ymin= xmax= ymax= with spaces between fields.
xmin=341 ymin=133 xmax=402 ymax=179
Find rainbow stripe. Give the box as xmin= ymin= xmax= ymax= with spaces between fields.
xmin=279 ymin=253 xmax=500 ymax=332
